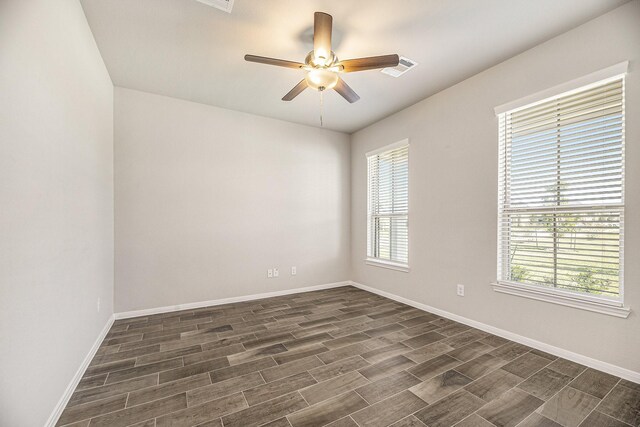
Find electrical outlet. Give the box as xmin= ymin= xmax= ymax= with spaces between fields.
xmin=97 ymin=297 xmax=101 ymax=312
xmin=457 ymin=284 xmax=465 ymax=297
xmin=291 ymin=266 xmax=297 ymax=276
xmin=273 ymin=268 xmax=279 ymax=277
xmin=268 ymin=269 xmax=273 ymax=278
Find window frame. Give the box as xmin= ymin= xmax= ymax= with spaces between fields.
xmin=492 ymin=65 xmax=630 ymax=318
xmin=366 ymin=139 xmax=410 ymax=272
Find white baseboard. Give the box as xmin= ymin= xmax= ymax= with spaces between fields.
xmin=114 ymin=281 xmax=351 ymax=320
xmin=45 ymin=314 xmax=115 ymax=427
xmin=349 ymin=280 xmax=640 ymax=384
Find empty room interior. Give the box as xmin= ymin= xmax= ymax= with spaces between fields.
xmin=2 ymin=0 xmax=640 ymax=426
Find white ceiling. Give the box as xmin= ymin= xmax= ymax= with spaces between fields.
xmin=80 ymin=0 xmax=628 ymax=133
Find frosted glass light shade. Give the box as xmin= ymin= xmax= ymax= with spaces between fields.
xmin=305 ymin=69 xmax=339 ymax=91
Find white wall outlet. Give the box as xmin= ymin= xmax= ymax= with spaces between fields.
xmin=97 ymin=297 xmax=101 ymax=312
xmin=291 ymin=266 xmax=297 ymax=276
xmin=268 ymin=269 xmax=273 ymax=278
xmin=457 ymin=284 xmax=465 ymax=297
xmin=273 ymin=268 xmax=279 ymax=277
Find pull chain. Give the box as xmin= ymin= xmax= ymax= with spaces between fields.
xmin=319 ymin=90 xmax=324 ymax=127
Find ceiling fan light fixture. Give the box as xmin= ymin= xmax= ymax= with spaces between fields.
xmin=244 ymin=11 xmax=399 ymax=104
xmin=305 ymin=68 xmax=339 ymax=91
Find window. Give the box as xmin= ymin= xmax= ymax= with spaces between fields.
xmin=496 ymin=75 xmax=627 ymax=316
xmin=367 ymin=141 xmax=409 ymax=271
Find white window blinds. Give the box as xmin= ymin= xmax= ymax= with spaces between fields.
xmin=367 ymin=142 xmax=409 ymax=267
xmin=498 ymin=77 xmax=625 ymax=301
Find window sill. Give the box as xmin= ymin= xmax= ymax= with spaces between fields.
xmin=365 ymin=258 xmax=410 ymax=272
xmin=491 ymin=281 xmax=630 ymax=318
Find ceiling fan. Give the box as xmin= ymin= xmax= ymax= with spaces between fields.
xmin=244 ymin=12 xmax=400 ymax=103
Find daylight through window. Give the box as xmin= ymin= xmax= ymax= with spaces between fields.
xmin=498 ymin=77 xmax=625 ymax=301
xmin=367 ymin=142 xmax=409 ymax=269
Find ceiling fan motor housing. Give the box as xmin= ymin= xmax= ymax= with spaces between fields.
xmin=305 ymin=50 xmax=337 ymax=68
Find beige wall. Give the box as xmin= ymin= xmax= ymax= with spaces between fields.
xmin=0 ymin=1 xmax=114 ymax=425
xmin=350 ymin=1 xmax=640 ymax=373
xmin=114 ymin=88 xmax=350 ymax=312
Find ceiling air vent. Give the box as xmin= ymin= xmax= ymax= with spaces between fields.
xmin=195 ymin=0 xmax=234 ymax=13
xmin=381 ymin=57 xmax=417 ymax=77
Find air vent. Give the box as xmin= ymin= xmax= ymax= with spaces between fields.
xmin=195 ymin=0 xmax=234 ymax=13
xmin=381 ymin=57 xmax=417 ymax=77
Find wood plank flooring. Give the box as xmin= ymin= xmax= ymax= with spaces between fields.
xmin=57 ymin=286 xmax=640 ymax=427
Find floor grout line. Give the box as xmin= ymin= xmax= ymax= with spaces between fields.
xmin=578 ymin=378 xmax=628 ymax=426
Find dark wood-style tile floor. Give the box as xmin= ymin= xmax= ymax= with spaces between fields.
xmin=57 ymin=286 xmax=640 ymax=427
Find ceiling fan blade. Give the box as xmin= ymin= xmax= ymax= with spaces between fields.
xmin=244 ymin=54 xmax=305 ymax=69
xmin=282 ymin=79 xmax=308 ymax=101
xmin=334 ymin=78 xmax=360 ymax=103
xmin=313 ymin=12 xmax=333 ymax=57
xmin=338 ymin=54 xmax=400 ymax=72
